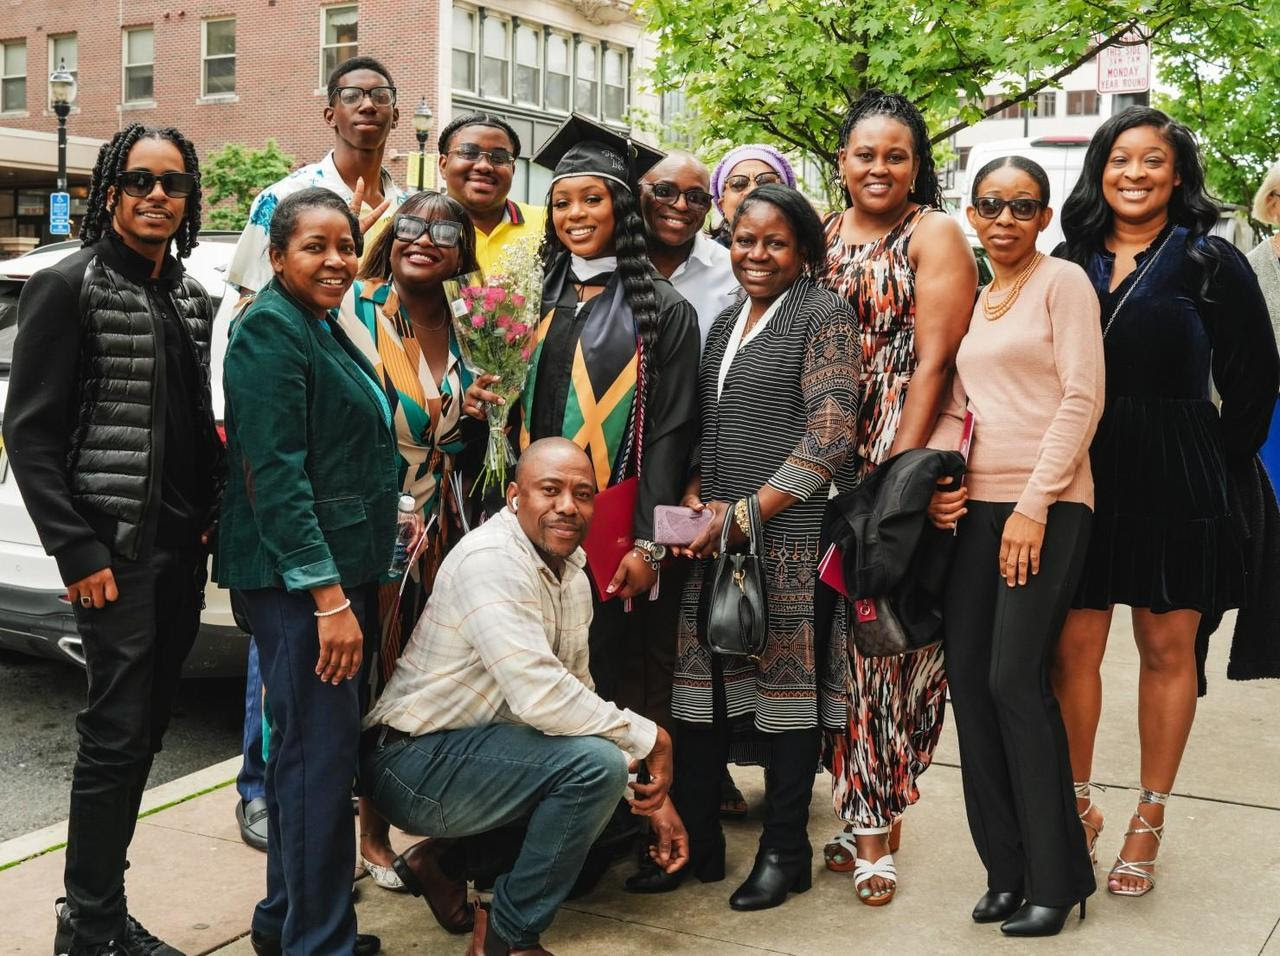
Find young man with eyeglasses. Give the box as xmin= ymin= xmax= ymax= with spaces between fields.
xmin=218 ymin=54 xmax=406 ymax=864
xmin=4 ymin=124 xmax=224 ymax=956
xmin=436 ymin=112 xmax=546 ymax=274
xmin=638 ymin=151 xmax=741 ymax=347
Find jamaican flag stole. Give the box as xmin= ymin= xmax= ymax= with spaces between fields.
xmin=520 ymin=274 xmax=638 ymax=491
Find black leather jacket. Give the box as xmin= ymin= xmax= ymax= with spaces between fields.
xmin=3 ymin=235 xmax=223 ymax=583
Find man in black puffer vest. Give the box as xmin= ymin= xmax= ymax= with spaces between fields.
xmin=3 ymin=124 xmax=223 ymax=956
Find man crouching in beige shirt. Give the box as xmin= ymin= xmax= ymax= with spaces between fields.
xmin=361 ymin=438 xmax=687 ymax=955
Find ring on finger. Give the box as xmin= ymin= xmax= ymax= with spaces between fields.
xmin=79 ymin=595 xmax=92 ymax=607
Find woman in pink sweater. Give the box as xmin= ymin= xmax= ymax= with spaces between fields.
xmin=928 ymin=156 xmax=1105 ymax=937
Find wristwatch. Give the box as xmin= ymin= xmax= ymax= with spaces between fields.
xmin=632 ymin=538 xmax=667 ymax=570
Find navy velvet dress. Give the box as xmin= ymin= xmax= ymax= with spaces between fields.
xmin=1073 ymin=226 xmax=1279 ymax=614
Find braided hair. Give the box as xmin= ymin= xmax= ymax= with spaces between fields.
xmin=836 ymin=90 xmax=942 ymax=210
xmin=80 ymin=123 xmax=202 ymax=259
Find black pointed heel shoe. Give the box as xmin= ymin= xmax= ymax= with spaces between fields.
xmin=1000 ymin=898 xmax=1087 ymax=937
xmin=624 ymin=840 xmax=726 ymax=893
xmin=971 ymin=890 xmax=1023 ymax=923
xmin=728 ymin=848 xmax=812 ymax=911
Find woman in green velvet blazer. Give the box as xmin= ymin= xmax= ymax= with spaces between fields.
xmin=216 ymin=187 xmax=398 ymax=953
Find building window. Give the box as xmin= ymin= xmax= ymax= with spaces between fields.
xmin=1067 ymin=90 xmax=1100 ymax=115
xmin=123 ymin=27 xmax=155 ymax=104
xmin=452 ymin=7 xmax=476 ymax=91
xmin=603 ymin=47 xmax=627 ymax=121
xmin=480 ymin=16 xmax=509 ymax=100
xmin=545 ymin=33 xmax=570 ymax=112
xmin=0 ymin=41 xmax=24 ymax=113
xmin=575 ymin=40 xmax=599 ymax=116
xmin=1034 ymin=91 xmax=1056 ymax=117
xmin=320 ymin=5 xmax=358 ymax=86
xmin=514 ymin=24 xmax=540 ymax=106
xmin=202 ymin=19 xmax=236 ymax=96
xmin=49 ymin=34 xmax=78 ymax=108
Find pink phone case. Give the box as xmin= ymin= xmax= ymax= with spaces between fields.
xmin=652 ymin=506 xmax=714 ymax=546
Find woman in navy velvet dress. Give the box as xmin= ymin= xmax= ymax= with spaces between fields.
xmin=1050 ymin=108 xmax=1279 ymax=899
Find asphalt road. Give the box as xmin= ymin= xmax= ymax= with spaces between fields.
xmin=0 ymin=650 xmax=244 ymax=842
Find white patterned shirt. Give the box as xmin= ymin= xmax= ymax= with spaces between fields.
xmin=363 ymin=508 xmax=659 ymax=760
xmin=668 ymin=232 xmax=742 ymax=349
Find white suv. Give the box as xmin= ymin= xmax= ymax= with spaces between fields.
xmin=0 ymin=235 xmax=248 ymax=676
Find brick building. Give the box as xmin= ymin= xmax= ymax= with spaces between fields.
xmin=0 ymin=0 xmax=657 ymax=246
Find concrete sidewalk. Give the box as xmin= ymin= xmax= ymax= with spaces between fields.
xmin=3 ymin=612 xmax=1279 ymax=955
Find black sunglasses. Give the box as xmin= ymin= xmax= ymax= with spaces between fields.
xmin=643 ymin=181 xmax=713 ymax=211
xmin=974 ymin=197 xmax=1046 ymax=221
xmin=448 ymin=144 xmax=517 ymax=168
xmin=331 ymin=85 xmax=397 ymax=107
xmin=393 ymin=214 xmax=464 ymax=248
xmin=724 ymin=171 xmax=782 ymax=192
xmin=118 ymin=170 xmax=197 ymax=199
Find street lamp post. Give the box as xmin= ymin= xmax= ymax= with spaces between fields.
xmin=413 ymin=97 xmax=433 ymax=192
xmin=49 ymin=58 xmax=78 ymax=193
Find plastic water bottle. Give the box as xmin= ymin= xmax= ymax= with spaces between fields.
xmin=388 ymin=494 xmax=418 ymax=579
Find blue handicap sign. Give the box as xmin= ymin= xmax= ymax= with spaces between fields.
xmin=50 ymin=191 xmax=71 ymax=235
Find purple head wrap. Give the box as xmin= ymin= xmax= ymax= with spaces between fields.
xmin=711 ymin=144 xmax=797 ymax=203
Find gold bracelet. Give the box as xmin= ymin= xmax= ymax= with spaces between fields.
xmin=734 ymin=498 xmax=751 ymax=538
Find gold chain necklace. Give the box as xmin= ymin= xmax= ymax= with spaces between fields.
xmin=982 ymin=252 xmax=1044 ymax=321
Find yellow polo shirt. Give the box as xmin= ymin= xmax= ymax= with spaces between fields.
xmin=474 ymin=200 xmax=547 ymax=275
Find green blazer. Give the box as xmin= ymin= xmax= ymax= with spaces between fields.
xmin=216 ymin=277 xmax=399 ymax=592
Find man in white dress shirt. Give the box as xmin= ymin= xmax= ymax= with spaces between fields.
xmin=640 ymin=151 xmax=742 ymax=348
xmin=362 ymin=438 xmax=686 ymax=955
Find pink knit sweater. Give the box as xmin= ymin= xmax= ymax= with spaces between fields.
xmin=930 ymin=256 xmax=1106 ymax=524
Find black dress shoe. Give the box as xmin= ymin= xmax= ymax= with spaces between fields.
xmin=1000 ymin=899 xmax=1086 ymax=937
xmin=249 ymin=930 xmax=381 ymax=955
xmin=236 ymin=797 xmax=269 ymax=852
xmin=623 ymin=849 xmax=726 ymax=893
xmin=971 ymin=890 xmax=1023 ymax=923
xmin=728 ymin=847 xmax=812 ymax=911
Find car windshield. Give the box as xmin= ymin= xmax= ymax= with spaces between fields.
xmin=0 ymin=280 xmax=21 ymax=374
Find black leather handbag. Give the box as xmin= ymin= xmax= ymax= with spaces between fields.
xmin=706 ymin=495 xmax=768 ymax=659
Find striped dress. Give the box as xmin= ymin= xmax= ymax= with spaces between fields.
xmin=671 ymin=275 xmax=860 ymax=731
xmin=817 ymin=205 xmax=950 ymax=830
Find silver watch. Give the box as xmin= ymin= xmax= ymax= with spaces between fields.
xmin=632 ymin=538 xmax=667 ymax=569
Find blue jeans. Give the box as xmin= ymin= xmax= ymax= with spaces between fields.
xmin=236 ymin=636 xmax=266 ymax=803
xmin=246 ymin=585 xmax=376 ymax=956
xmin=362 ymin=724 xmax=627 ymax=948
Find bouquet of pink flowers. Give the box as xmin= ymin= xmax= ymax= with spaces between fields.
xmin=445 ymin=236 xmax=544 ymax=494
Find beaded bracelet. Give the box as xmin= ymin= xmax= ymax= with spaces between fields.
xmin=314 ymin=598 xmax=352 ymax=618
xmin=734 ymin=498 xmax=751 ymax=538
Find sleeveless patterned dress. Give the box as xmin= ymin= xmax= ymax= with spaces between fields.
xmin=817 ymin=206 xmax=949 ymax=831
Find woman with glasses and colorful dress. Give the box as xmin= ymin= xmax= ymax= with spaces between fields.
xmin=336 ymin=190 xmax=482 ymax=913
xmin=1051 ymin=107 xmax=1279 ymax=900
xmin=817 ymin=89 xmax=977 ymax=907
xmin=710 ymin=145 xmax=797 ymax=247
xmin=928 ymin=156 xmax=1104 ymax=936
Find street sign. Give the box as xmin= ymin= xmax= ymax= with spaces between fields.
xmin=49 ymin=191 xmax=71 ymax=236
xmin=1096 ymin=30 xmax=1151 ymax=94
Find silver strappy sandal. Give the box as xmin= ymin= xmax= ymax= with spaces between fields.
xmin=1108 ymin=787 xmax=1168 ymax=897
xmin=1074 ymin=780 xmax=1104 ymax=865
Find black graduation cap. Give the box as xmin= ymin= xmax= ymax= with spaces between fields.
xmin=533 ymin=113 xmax=665 ymax=191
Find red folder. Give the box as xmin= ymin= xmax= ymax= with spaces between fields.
xmin=582 ymin=476 xmax=637 ymax=600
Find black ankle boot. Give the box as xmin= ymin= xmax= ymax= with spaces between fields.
xmin=624 ymin=844 xmax=726 ymax=893
xmin=1000 ymin=899 xmax=1086 ymax=937
xmin=728 ymin=847 xmax=812 ymax=911
xmin=971 ymin=890 xmax=1023 ymax=923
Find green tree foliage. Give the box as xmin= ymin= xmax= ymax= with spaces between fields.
xmin=1155 ymin=0 xmax=1280 ymax=207
xmin=202 ymin=139 xmax=295 ymax=230
xmin=639 ymin=0 xmax=1268 ymax=180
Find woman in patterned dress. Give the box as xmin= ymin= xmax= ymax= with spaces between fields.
xmin=817 ymin=90 xmax=977 ymax=906
xmin=337 ymin=189 xmax=482 ymax=891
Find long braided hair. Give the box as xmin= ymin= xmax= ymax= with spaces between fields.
xmin=80 ymin=123 xmax=202 ymax=259
xmin=836 ymin=90 xmax=942 ymax=210
xmin=542 ymin=177 xmax=662 ymax=474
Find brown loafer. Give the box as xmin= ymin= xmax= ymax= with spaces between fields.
xmin=390 ymin=838 xmax=475 ymax=934
xmin=468 ymin=906 xmax=553 ymax=956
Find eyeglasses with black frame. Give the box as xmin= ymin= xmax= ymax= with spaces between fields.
xmin=724 ymin=171 xmax=782 ymax=193
xmin=330 ymin=86 xmax=397 ymax=108
xmin=392 ymin=214 xmax=464 ymax=248
xmin=973 ymin=197 xmax=1047 ymax=221
xmin=117 ymin=170 xmax=198 ymax=199
xmin=447 ymin=144 xmax=517 ymax=168
xmin=642 ymin=181 xmax=713 ymax=212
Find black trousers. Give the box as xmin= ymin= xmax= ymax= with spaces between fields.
xmin=64 ymin=545 xmax=206 ymax=944
xmin=942 ymin=500 xmax=1096 ymax=907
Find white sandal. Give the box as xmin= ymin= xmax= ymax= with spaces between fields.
xmin=1074 ymin=780 xmax=1105 ymax=865
xmin=360 ymin=853 xmax=407 ymax=892
xmin=1108 ymin=787 xmax=1168 ymax=897
xmin=853 ymin=853 xmax=897 ymax=907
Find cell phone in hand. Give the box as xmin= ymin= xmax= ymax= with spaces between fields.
xmin=652 ymin=505 xmax=714 ymax=546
